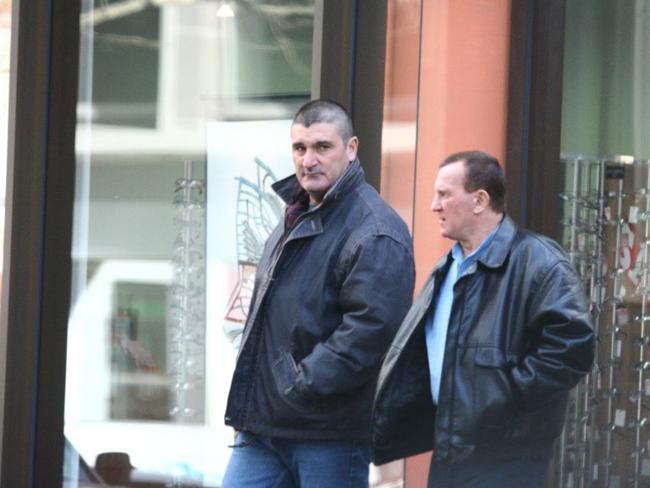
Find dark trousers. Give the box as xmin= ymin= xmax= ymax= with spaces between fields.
xmin=427 ymin=451 xmax=549 ymax=488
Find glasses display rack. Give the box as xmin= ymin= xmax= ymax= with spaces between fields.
xmin=632 ymin=167 xmax=650 ymax=487
xmin=556 ymin=155 xmax=650 ymax=488
xmin=557 ymin=155 xmax=607 ymax=488
xmin=168 ymin=159 xmax=207 ymax=426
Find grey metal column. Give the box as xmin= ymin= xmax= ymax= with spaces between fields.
xmin=603 ymin=155 xmax=633 ymax=487
xmin=632 ymin=159 xmax=650 ymax=488
xmin=558 ymin=155 xmax=603 ymax=487
xmin=557 ymin=155 xmax=580 ymax=486
xmin=586 ymin=157 xmax=607 ymax=487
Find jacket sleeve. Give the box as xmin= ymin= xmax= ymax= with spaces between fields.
xmin=510 ymin=260 xmax=595 ymax=411
xmin=293 ymin=233 xmax=416 ymax=398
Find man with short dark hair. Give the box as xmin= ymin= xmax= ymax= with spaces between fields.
xmin=372 ymin=150 xmax=594 ymax=487
xmin=222 ymin=99 xmax=415 ymax=487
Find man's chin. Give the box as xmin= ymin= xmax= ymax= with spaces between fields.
xmin=300 ymin=189 xmax=324 ymax=203
xmin=300 ymin=183 xmax=327 ymax=198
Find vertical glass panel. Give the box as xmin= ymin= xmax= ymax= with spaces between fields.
xmin=381 ymin=0 xmax=421 ymax=234
xmin=555 ymin=2 xmax=650 ymax=487
xmin=561 ymin=1 xmax=650 ymax=160
xmin=65 ymin=1 xmax=313 ymax=486
xmin=376 ymin=1 xmax=423 ymax=484
xmin=0 ymin=0 xmax=11 ymax=281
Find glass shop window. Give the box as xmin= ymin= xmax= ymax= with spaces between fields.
xmin=64 ymin=1 xmax=314 ymax=486
xmin=556 ymin=1 xmax=650 ymax=487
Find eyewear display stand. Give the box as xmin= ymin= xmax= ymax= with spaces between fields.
xmin=556 ymin=155 xmax=650 ymax=488
xmin=168 ymin=159 xmax=207 ymax=425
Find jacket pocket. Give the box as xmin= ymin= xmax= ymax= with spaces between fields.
xmin=471 ymin=347 xmax=517 ymax=434
xmin=508 ymin=402 xmax=566 ymax=442
xmin=273 ymin=351 xmax=325 ymax=410
xmin=474 ymin=347 xmax=508 ymax=367
xmin=273 ymin=351 xmax=300 ymax=396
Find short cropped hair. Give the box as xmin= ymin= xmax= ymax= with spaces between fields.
xmin=441 ymin=150 xmax=506 ymax=213
xmin=292 ymin=99 xmax=355 ymax=143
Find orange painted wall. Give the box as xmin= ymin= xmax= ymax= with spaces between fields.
xmin=408 ymin=1 xmax=511 ymax=485
xmin=381 ymin=1 xmax=512 ymax=486
xmin=412 ymin=0 xmax=511 ymax=289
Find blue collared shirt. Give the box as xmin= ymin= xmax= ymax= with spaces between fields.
xmin=425 ymin=226 xmax=499 ymax=403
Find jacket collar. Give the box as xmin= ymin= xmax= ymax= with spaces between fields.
xmin=272 ymin=158 xmax=365 ymax=207
xmin=475 ymin=215 xmax=516 ymax=269
xmin=432 ymin=215 xmax=516 ymax=276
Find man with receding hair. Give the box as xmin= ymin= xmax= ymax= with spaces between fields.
xmin=223 ymin=99 xmax=415 ymax=487
xmin=372 ymin=150 xmax=594 ymax=487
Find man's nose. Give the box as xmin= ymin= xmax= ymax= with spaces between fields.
xmin=302 ymin=148 xmax=318 ymax=167
xmin=431 ymin=198 xmax=441 ymax=212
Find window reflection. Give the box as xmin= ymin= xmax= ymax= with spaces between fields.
xmin=66 ymin=1 xmax=313 ymax=486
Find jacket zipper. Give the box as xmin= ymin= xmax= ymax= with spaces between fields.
xmin=444 ymin=261 xmax=478 ymax=460
xmin=445 ymin=276 xmax=468 ymax=461
xmin=241 ymin=215 xmax=303 ymax=349
xmin=240 ymin=212 xmax=311 ymax=429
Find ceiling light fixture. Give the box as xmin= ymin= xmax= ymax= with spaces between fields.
xmin=216 ymin=1 xmax=235 ymax=18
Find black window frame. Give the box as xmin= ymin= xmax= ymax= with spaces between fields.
xmin=506 ymin=0 xmax=567 ymax=238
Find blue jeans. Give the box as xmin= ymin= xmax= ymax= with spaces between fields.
xmin=221 ymin=432 xmax=370 ymax=488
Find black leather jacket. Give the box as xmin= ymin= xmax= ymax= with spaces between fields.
xmin=372 ymin=216 xmax=594 ymax=464
xmin=225 ymin=160 xmax=415 ymax=441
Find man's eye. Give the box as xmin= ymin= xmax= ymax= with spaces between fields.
xmin=317 ymin=144 xmax=331 ymax=151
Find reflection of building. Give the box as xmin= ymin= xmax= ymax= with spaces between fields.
xmin=0 ymin=1 xmax=649 ymax=487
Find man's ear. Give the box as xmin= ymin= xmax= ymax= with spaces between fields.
xmin=474 ymin=189 xmax=490 ymax=214
xmin=346 ymin=136 xmax=359 ymax=161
